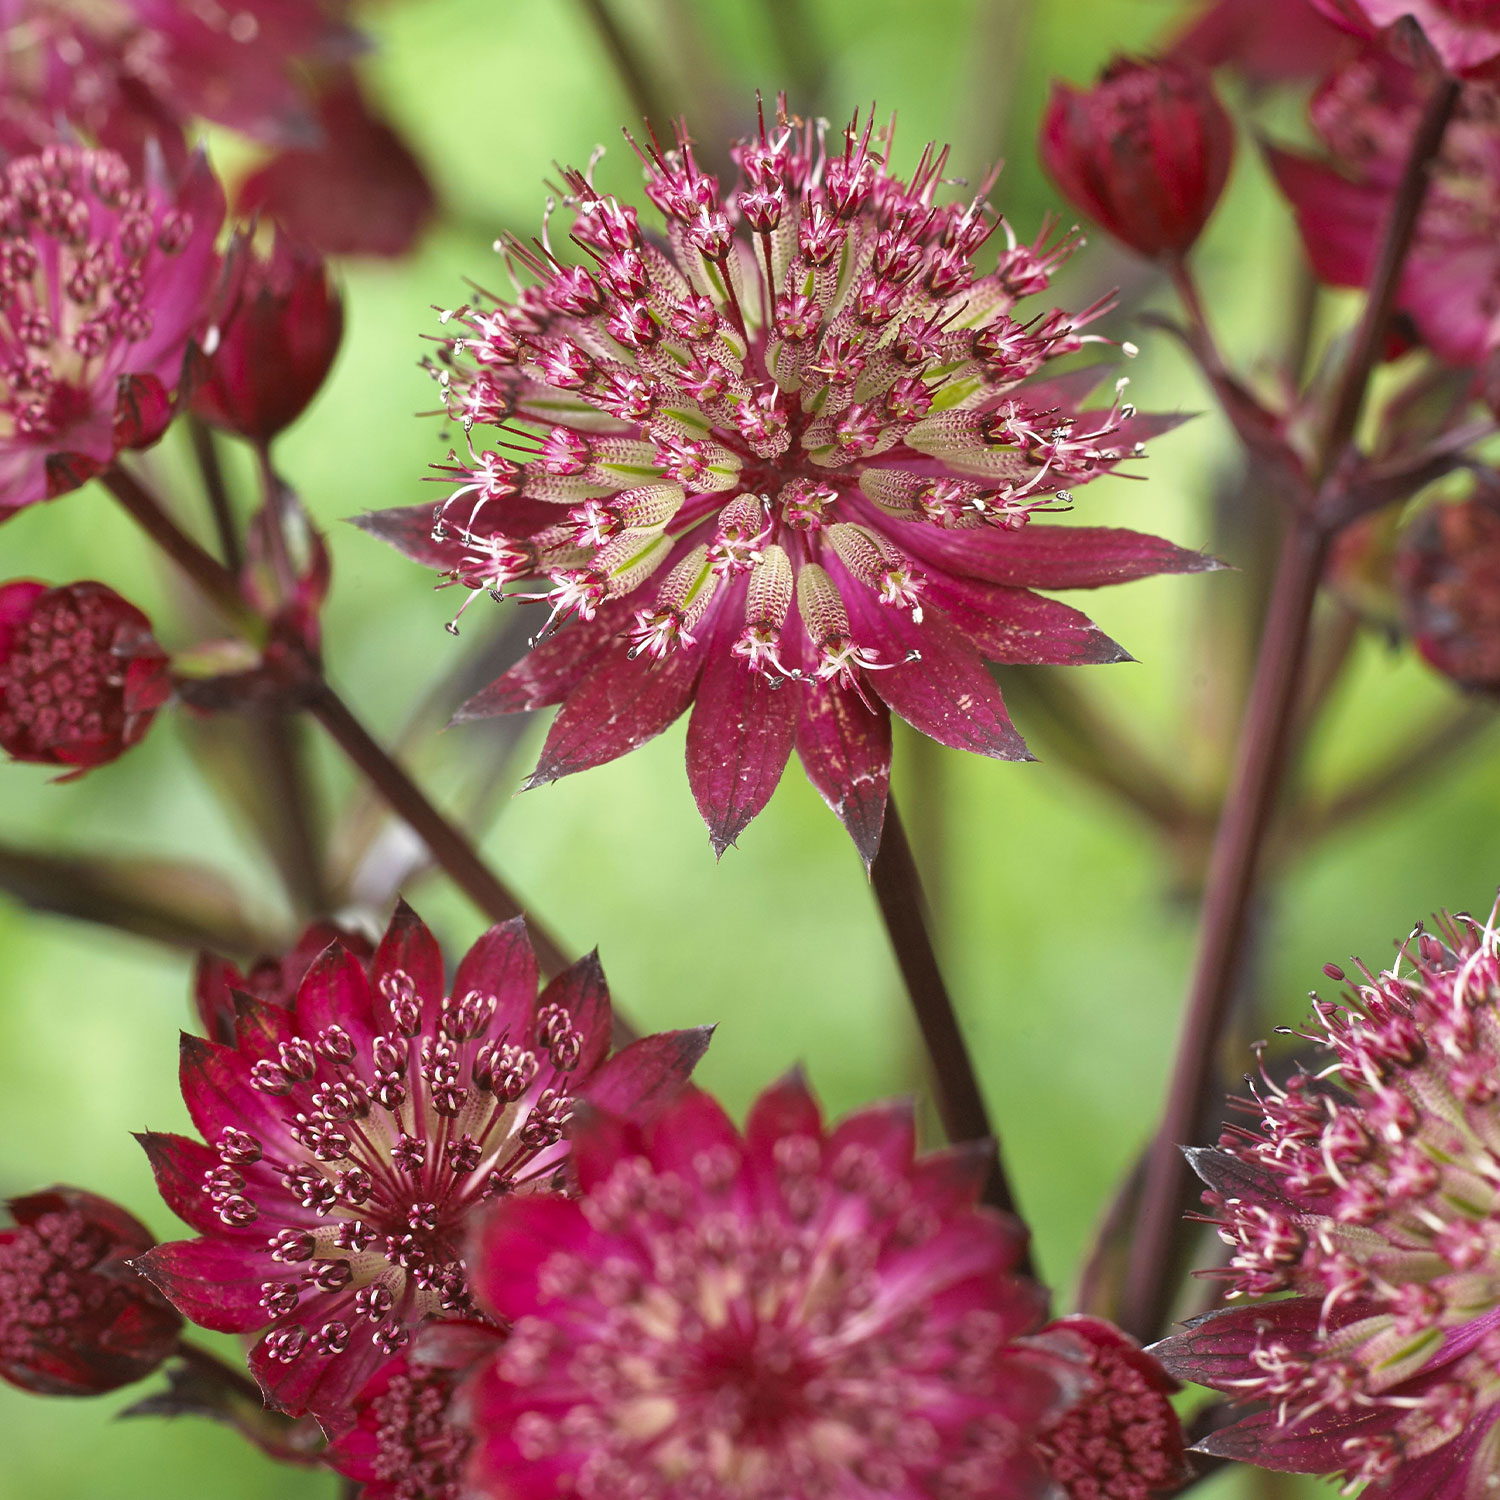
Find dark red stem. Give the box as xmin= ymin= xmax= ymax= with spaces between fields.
xmin=1119 ymin=70 xmax=1461 ymax=1341
xmin=870 ymin=795 xmax=1034 ymax=1275
xmin=307 ymin=683 xmax=572 ymax=979
xmin=573 ymin=0 xmax=673 ymax=128
xmin=187 ymin=417 xmax=242 ymax=573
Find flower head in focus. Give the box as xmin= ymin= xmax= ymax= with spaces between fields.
xmin=1309 ymin=0 xmax=1500 ymax=76
xmin=1040 ymin=57 xmax=1236 ymax=260
xmin=0 ymin=579 xmax=169 ymax=774
xmin=192 ymin=228 xmax=344 ymax=444
xmin=137 ymin=902 xmax=710 ymax=1430
xmin=0 ymin=1186 xmax=181 ymax=1396
xmin=1033 ymin=1316 xmax=1188 ymax=1500
xmin=364 ymin=98 xmax=1214 ymax=861
xmin=194 ymin=922 xmax=376 ymax=1047
xmin=1268 ymin=52 xmax=1500 ymax=367
xmin=1397 ymin=493 xmax=1500 ymax=689
xmin=1153 ymin=903 xmax=1500 ymax=1496
xmin=0 ymin=143 xmax=224 ymax=516
xmin=460 ymin=1072 xmax=1070 ymax=1500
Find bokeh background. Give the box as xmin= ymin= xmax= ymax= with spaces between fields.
xmin=3 ymin=0 xmax=1496 ymax=1494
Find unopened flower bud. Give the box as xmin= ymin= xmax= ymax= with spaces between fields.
xmin=1040 ymin=56 xmax=1234 ymax=260
xmin=0 ymin=580 xmax=170 ymax=775
xmin=0 ymin=1187 xmax=181 ymax=1396
xmin=193 ymin=230 xmax=344 ymax=443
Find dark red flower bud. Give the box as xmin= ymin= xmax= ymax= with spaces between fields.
xmin=193 ymin=231 xmax=343 ymax=443
xmin=0 ymin=581 xmax=170 ymax=775
xmin=1033 ymin=1316 xmax=1189 ymax=1500
xmin=194 ymin=922 xmax=375 ymax=1046
xmin=1040 ymin=56 xmax=1235 ymax=260
xmin=237 ymin=73 xmax=437 ymax=260
xmin=0 ymin=1187 xmax=181 ymax=1396
xmin=1397 ymin=496 xmax=1500 ymax=689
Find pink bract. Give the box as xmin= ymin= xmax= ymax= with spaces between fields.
xmin=1268 ymin=52 xmax=1500 ymax=367
xmin=460 ymin=1073 xmax=1071 ymax=1500
xmin=361 ymin=100 xmax=1215 ymax=862
xmin=1170 ymin=0 xmax=1354 ymax=86
xmin=1153 ymin=907 xmax=1500 ymax=1498
xmin=136 ymin=902 xmax=710 ymax=1432
xmin=1309 ymin=0 xmax=1500 ymax=76
xmin=0 ymin=143 xmax=225 ymax=518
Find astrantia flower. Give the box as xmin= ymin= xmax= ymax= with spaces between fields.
xmin=0 ymin=0 xmax=358 ymax=162
xmin=460 ymin=1073 xmax=1071 ymax=1499
xmin=1153 ymin=905 xmax=1500 ymax=1496
xmin=1040 ymin=57 xmax=1236 ymax=260
xmin=0 ymin=1186 xmax=181 ymax=1396
xmin=1309 ymin=0 xmax=1500 ymax=76
xmin=0 ymin=143 xmax=224 ymax=516
xmin=0 ymin=579 xmax=170 ymax=773
xmin=194 ymin=921 xmax=375 ymax=1047
xmin=1033 ymin=1316 xmax=1188 ymax=1500
xmin=137 ymin=902 xmax=710 ymax=1430
xmin=362 ymin=100 xmax=1214 ymax=861
xmin=1397 ymin=493 xmax=1500 ymax=688
xmin=1268 ymin=54 xmax=1500 ymax=367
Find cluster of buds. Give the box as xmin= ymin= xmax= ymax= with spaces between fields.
xmin=1156 ymin=905 xmax=1500 ymax=1495
xmin=364 ymin=97 xmax=1214 ymax=860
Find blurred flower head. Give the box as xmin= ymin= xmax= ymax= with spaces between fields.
xmin=0 ymin=1186 xmax=181 ymax=1396
xmin=1033 ymin=1316 xmax=1188 ymax=1500
xmin=461 ymin=1072 xmax=1069 ymax=1500
xmin=1268 ymin=52 xmax=1500 ymax=367
xmin=194 ymin=921 xmax=376 ymax=1047
xmin=192 ymin=228 xmax=344 ymax=444
xmin=0 ymin=143 xmax=224 ymax=516
xmin=1309 ymin=0 xmax=1500 ymax=76
xmin=237 ymin=72 xmax=437 ymax=260
xmin=366 ymin=99 xmax=1212 ymax=862
xmin=1154 ymin=904 xmax=1500 ymax=1495
xmin=137 ymin=902 xmax=709 ymax=1430
xmin=1040 ymin=56 xmax=1236 ymax=260
xmin=0 ymin=579 xmax=169 ymax=774
xmin=0 ymin=0 xmax=359 ymax=162
xmin=1397 ymin=493 xmax=1500 ymax=689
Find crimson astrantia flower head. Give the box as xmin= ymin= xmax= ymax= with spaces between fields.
xmin=0 ymin=1186 xmax=181 ymax=1396
xmin=325 ymin=1329 xmax=497 ymax=1500
xmin=1153 ymin=906 xmax=1500 ymax=1495
xmin=0 ymin=143 xmax=225 ymax=516
xmin=363 ymin=100 xmax=1213 ymax=862
xmin=1032 ymin=1316 xmax=1188 ymax=1500
xmin=194 ymin=921 xmax=376 ymax=1047
xmin=192 ymin=228 xmax=344 ymax=443
xmin=459 ymin=1072 xmax=1070 ymax=1500
xmin=237 ymin=72 xmax=437 ymax=260
xmin=1309 ymin=0 xmax=1500 ymax=76
xmin=1039 ymin=57 xmax=1235 ymax=260
xmin=0 ymin=0 xmax=360 ymax=161
xmin=1397 ymin=494 xmax=1500 ymax=688
xmin=136 ymin=902 xmax=710 ymax=1431
xmin=1268 ymin=53 xmax=1500 ymax=367
xmin=0 ymin=579 xmax=170 ymax=774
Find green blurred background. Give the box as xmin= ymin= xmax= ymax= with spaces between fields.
xmin=3 ymin=0 xmax=1497 ymax=1493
